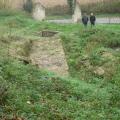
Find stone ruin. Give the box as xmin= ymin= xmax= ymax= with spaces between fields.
xmin=32 ymin=0 xmax=82 ymax=22
xmin=72 ymin=1 xmax=82 ymax=23
xmin=32 ymin=3 xmax=46 ymax=21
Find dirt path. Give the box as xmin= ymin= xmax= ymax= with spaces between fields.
xmin=30 ymin=37 xmax=69 ymax=76
xmin=48 ymin=17 xmax=120 ymax=24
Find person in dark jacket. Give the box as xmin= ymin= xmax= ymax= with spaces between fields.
xmin=90 ymin=13 xmax=96 ymax=27
xmin=82 ymin=13 xmax=89 ymax=27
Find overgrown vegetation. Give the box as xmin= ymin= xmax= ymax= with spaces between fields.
xmin=81 ymin=0 xmax=120 ymax=14
xmin=0 ymin=10 xmax=120 ymax=119
xmin=61 ymin=28 xmax=120 ymax=80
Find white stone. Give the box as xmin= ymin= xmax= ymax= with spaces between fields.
xmin=33 ymin=3 xmax=45 ymax=21
xmin=94 ymin=67 xmax=105 ymax=76
xmin=27 ymin=101 xmax=31 ymax=104
xmin=72 ymin=2 xmax=82 ymax=23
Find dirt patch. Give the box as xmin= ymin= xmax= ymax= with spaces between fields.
xmin=8 ymin=35 xmax=68 ymax=75
xmin=30 ymin=37 xmax=69 ymax=76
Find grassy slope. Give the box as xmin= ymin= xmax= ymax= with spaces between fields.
xmin=0 ymin=10 xmax=120 ymax=119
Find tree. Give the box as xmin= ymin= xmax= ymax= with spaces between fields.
xmin=67 ymin=0 xmax=74 ymax=14
xmin=23 ymin=0 xmax=33 ymax=13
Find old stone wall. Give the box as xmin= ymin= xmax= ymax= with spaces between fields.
xmin=0 ymin=0 xmax=107 ymax=10
xmin=0 ymin=0 xmax=26 ymax=9
xmin=32 ymin=4 xmax=45 ymax=21
xmin=72 ymin=2 xmax=82 ymax=23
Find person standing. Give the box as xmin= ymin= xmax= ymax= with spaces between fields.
xmin=82 ymin=13 xmax=89 ymax=27
xmin=90 ymin=13 xmax=96 ymax=27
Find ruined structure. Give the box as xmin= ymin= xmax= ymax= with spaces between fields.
xmin=0 ymin=0 xmax=108 ymax=10
xmin=30 ymin=33 xmax=69 ymax=76
xmin=0 ymin=0 xmax=108 ymax=22
xmin=72 ymin=1 xmax=82 ymax=23
xmin=32 ymin=2 xmax=45 ymax=21
xmin=32 ymin=0 xmax=68 ymax=21
xmin=33 ymin=0 xmax=68 ymax=19
xmin=72 ymin=0 xmax=104 ymax=23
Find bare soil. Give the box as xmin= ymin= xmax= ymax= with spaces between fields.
xmin=30 ymin=37 xmax=69 ymax=76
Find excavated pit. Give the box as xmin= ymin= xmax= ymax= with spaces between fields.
xmin=9 ymin=31 xmax=69 ymax=76
xmin=30 ymin=36 xmax=69 ymax=76
xmin=41 ymin=30 xmax=58 ymax=37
